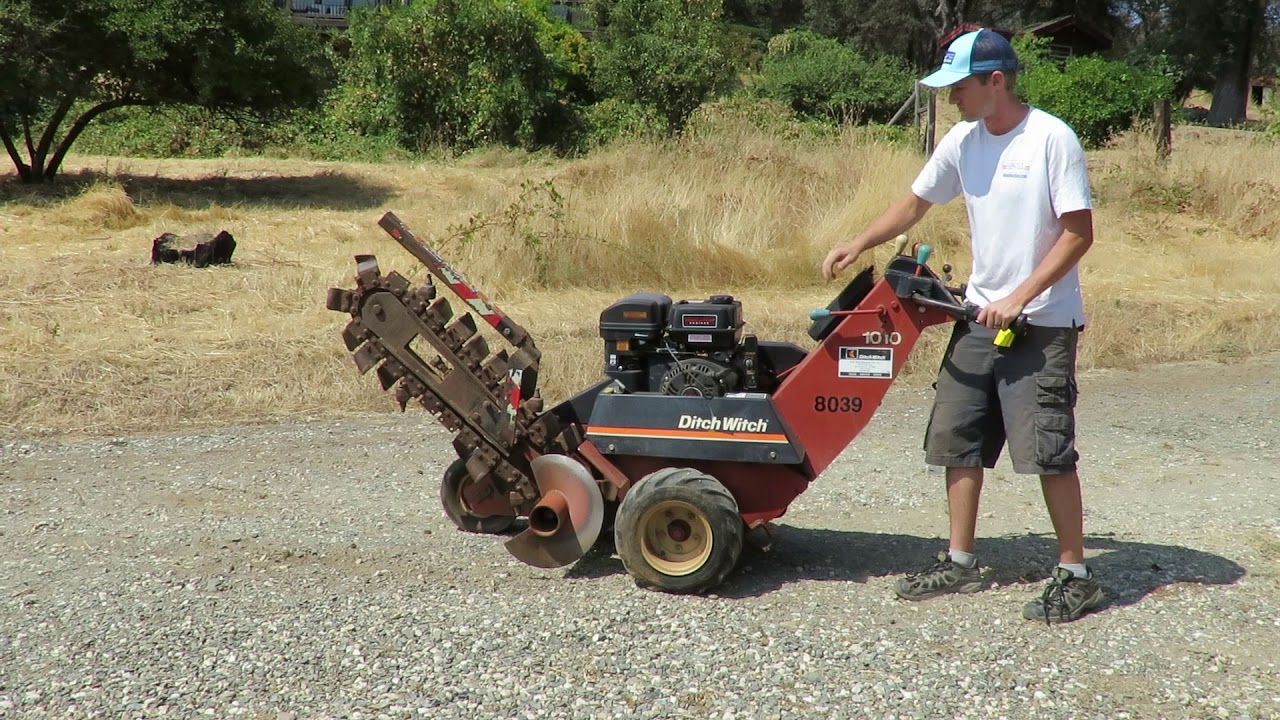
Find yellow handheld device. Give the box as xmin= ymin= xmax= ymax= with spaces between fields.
xmin=992 ymin=316 xmax=1028 ymax=348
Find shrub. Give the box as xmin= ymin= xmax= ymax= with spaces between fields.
xmin=750 ymin=30 xmax=914 ymax=124
xmin=330 ymin=0 xmax=586 ymax=153
xmin=582 ymin=99 xmax=669 ymax=147
xmin=1014 ymin=35 xmax=1174 ymax=147
xmin=680 ymin=95 xmax=840 ymax=142
xmin=589 ymin=0 xmax=734 ymax=132
xmin=73 ymin=105 xmax=407 ymax=162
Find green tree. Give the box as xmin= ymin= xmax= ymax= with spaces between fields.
xmin=1015 ymin=35 xmax=1174 ymax=146
xmin=1114 ymin=0 xmax=1280 ymax=125
xmin=0 ymin=0 xmax=325 ymax=182
xmin=331 ymin=0 xmax=588 ymax=151
xmin=590 ymin=0 xmax=735 ymax=132
xmin=803 ymin=0 xmax=934 ymax=68
xmin=752 ymin=30 xmax=916 ymax=123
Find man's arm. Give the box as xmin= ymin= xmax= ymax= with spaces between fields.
xmin=821 ymin=192 xmax=934 ymax=281
xmin=976 ymin=209 xmax=1094 ymax=329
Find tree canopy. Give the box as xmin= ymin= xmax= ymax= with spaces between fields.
xmin=4 ymin=0 xmax=1278 ymax=177
xmin=0 ymin=0 xmax=326 ymax=182
xmin=329 ymin=0 xmax=589 ymax=152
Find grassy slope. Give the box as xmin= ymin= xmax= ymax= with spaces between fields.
xmin=2 ymin=121 xmax=1278 ymax=437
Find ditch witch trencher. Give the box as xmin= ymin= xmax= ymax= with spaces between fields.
xmin=326 ymin=212 xmax=995 ymax=593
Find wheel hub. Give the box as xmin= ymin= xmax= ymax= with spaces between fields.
xmin=638 ymin=500 xmax=713 ymax=576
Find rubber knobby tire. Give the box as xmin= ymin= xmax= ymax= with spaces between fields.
xmin=614 ymin=467 xmax=743 ymax=594
xmin=440 ymin=458 xmax=516 ymax=534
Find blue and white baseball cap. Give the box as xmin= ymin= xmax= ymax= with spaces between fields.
xmin=920 ymin=29 xmax=1020 ymax=88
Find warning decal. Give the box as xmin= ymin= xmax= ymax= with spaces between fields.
xmin=838 ymin=347 xmax=893 ymax=379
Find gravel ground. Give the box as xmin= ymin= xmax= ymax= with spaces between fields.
xmin=2 ymin=354 xmax=1279 ymax=720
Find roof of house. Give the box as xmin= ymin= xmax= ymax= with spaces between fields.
xmin=936 ymin=24 xmax=1015 ymax=49
xmin=1020 ymin=15 xmax=1113 ymax=49
xmin=936 ymin=15 xmax=1114 ymax=50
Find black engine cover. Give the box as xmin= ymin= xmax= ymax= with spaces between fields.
xmin=666 ymin=295 xmax=742 ymax=351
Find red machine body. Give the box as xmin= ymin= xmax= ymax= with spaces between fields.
xmin=578 ymin=269 xmax=955 ymax=529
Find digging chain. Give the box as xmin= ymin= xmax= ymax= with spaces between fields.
xmin=326 ymin=255 xmax=564 ymax=517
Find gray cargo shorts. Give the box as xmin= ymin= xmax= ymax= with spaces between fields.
xmin=923 ymin=319 xmax=1080 ymax=475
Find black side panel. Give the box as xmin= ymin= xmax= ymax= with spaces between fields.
xmin=808 ymin=266 xmax=876 ymax=341
xmin=757 ymin=341 xmax=807 ymax=376
xmin=549 ymin=377 xmax=615 ymax=427
xmin=585 ymin=393 xmax=803 ymax=464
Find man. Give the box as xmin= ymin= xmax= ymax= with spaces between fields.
xmin=821 ymin=28 xmax=1103 ymax=624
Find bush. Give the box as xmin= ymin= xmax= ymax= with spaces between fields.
xmin=589 ymin=0 xmax=734 ymax=133
xmin=73 ymin=105 xmax=407 ymax=162
xmin=680 ymin=94 xmax=840 ymax=142
xmin=1265 ymin=94 xmax=1280 ymax=137
xmin=1014 ymin=36 xmax=1174 ymax=147
xmin=330 ymin=0 xmax=587 ymax=153
xmin=582 ymin=99 xmax=669 ymax=147
xmin=750 ymin=30 xmax=914 ymax=124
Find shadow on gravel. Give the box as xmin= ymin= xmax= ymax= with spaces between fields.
xmin=565 ymin=527 xmax=1246 ymax=607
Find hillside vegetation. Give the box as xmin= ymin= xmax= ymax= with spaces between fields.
xmin=2 ymin=118 xmax=1278 ymax=436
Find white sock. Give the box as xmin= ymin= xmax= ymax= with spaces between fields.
xmin=1057 ymin=562 xmax=1089 ymax=579
xmin=948 ymin=549 xmax=977 ymax=568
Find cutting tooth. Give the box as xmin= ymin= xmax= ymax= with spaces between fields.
xmin=355 ymin=255 xmax=381 ymax=288
xmin=444 ymin=314 xmax=478 ymax=347
xmin=460 ymin=336 xmax=489 ymax=367
xmin=341 ymin=319 xmax=370 ymax=351
xmin=326 ymin=288 xmax=354 ymax=313
xmin=394 ymin=379 xmax=423 ymax=410
xmin=480 ymin=351 xmax=510 ymax=386
xmin=424 ymin=298 xmax=453 ymax=328
xmin=430 ymin=356 xmax=451 ymax=376
xmin=383 ymin=271 xmax=409 ymax=297
xmin=412 ymin=284 xmax=437 ymax=304
xmin=376 ymin=359 xmax=405 ymax=390
xmin=353 ymin=341 xmax=384 ymax=374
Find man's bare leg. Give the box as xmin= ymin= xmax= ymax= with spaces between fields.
xmin=1024 ymin=469 xmax=1104 ymax=623
xmin=1039 ymin=470 xmax=1085 ymax=565
xmin=946 ymin=466 xmax=985 ymax=554
xmin=893 ymin=466 xmax=987 ymax=600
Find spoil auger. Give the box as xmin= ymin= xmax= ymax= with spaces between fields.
xmin=328 ymin=212 xmax=980 ymax=593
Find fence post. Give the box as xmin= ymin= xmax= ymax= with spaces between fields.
xmin=923 ymin=90 xmax=937 ymax=156
xmin=888 ymin=88 xmax=916 ymax=126
xmin=1154 ymin=98 xmax=1172 ymax=161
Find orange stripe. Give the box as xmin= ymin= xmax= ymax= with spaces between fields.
xmin=587 ymin=425 xmax=790 ymax=443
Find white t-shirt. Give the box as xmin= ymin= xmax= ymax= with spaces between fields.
xmin=911 ymin=107 xmax=1092 ymax=328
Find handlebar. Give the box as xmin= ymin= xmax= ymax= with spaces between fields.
xmin=810 ymin=291 xmax=1028 ymax=334
xmin=813 ymin=235 xmax=1027 ymax=343
xmin=917 ymin=293 xmax=1028 ymax=332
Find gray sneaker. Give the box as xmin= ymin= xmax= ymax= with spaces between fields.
xmin=894 ymin=551 xmax=984 ymax=600
xmin=1023 ymin=566 xmax=1106 ymax=624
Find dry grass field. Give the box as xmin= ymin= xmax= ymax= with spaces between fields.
xmin=3 ymin=117 xmax=1279 ymax=437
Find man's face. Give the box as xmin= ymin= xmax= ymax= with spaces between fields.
xmin=947 ymin=74 xmax=999 ymax=121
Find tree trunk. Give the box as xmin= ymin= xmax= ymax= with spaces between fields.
xmin=1207 ymin=72 xmax=1250 ymax=126
xmin=1 ymin=126 xmax=33 ymax=182
xmin=4 ymin=97 xmax=139 ymax=183
xmin=42 ymin=98 xmax=138 ymax=182
xmin=1207 ymin=0 xmax=1266 ymax=127
xmin=1154 ymin=98 xmax=1172 ymax=160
